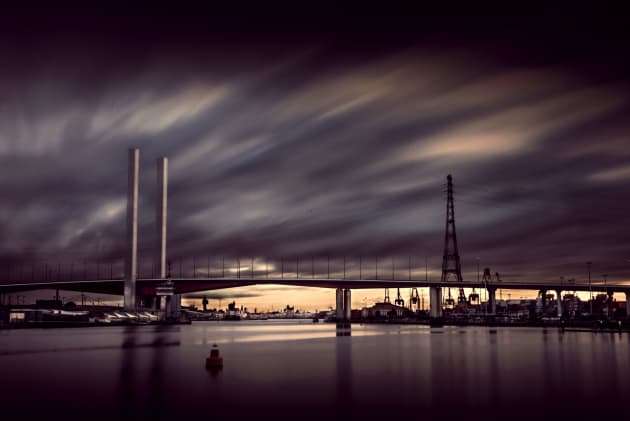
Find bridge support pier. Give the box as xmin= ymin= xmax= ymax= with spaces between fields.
xmin=336 ymin=288 xmax=344 ymax=320
xmin=124 ymin=148 xmax=139 ymax=311
xmin=488 ymin=287 xmax=497 ymax=314
xmin=429 ymin=287 xmax=442 ymax=318
xmin=160 ymin=294 xmax=181 ymax=319
xmin=156 ymin=157 xmax=168 ymax=279
xmin=335 ymin=288 xmax=351 ymax=322
xmin=556 ymin=290 xmax=563 ymax=318
xmin=605 ymin=290 xmax=614 ymax=318
xmin=170 ymin=294 xmax=181 ymax=318
xmin=343 ymin=289 xmax=351 ymax=321
xmin=539 ymin=289 xmax=547 ymax=315
xmin=155 ymin=156 xmax=172 ymax=319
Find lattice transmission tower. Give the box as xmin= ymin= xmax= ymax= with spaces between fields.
xmin=441 ymin=174 xmax=466 ymax=303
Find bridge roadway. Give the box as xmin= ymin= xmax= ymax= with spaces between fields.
xmin=1 ymin=277 xmax=629 ymax=296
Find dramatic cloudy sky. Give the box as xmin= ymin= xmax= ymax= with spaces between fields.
xmin=1 ymin=14 xmax=629 ymax=309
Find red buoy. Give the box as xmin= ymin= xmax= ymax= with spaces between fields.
xmin=206 ymin=344 xmax=223 ymax=368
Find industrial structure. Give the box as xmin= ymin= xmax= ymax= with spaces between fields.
xmin=440 ymin=174 xmax=465 ymax=301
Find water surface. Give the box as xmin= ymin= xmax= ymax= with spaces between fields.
xmin=1 ymin=321 xmax=628 ymax=419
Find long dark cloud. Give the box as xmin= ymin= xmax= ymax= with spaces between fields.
xmin=1 ymin=14 xmax=630 ymax=286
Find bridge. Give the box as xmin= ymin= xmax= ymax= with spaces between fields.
xmin=2 ymin=148 xmax=629 ymax=319
xmin=2 ymin=274 xmax=628 ymax=319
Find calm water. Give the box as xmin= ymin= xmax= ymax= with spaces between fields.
xmin=1 ymin=321 xmax=629 ymax=419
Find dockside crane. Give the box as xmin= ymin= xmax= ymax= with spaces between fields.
xmin=395 ymin=288 xmax=404 ymax=306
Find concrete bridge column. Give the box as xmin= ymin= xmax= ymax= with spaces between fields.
xmin=343 ymin=289 xmax=351 ymax=321
xmin=539 ymin=289 xmax=547 ymax=314
xmin=164 ymin=294 xmax=181 ymax=319
xmin=155 ymin=156 xmax=170 ymax=319
xmin=172 ymin=294 xmax=181 ymax=316
xmin=429 ymin=286 xmax=442 ymax=318
xmin=556 ymin=290 xmax=563 ymax=318
xmin=156 ymin=157 xmax=168 ymax=279
xmin=488 ymin=287 xmax=497 ymax=314
xmin=336 ymin=288 xmax=344 ymax=320
xmin=124 ymin=148 xmax=139 ymax=310
xmin=606 ymin=290 xmax=614 ymax=318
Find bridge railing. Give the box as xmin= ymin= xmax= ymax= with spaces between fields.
xmin=157 ymin=256 xmax=429 ymax=281
xmin=0 ymin=256 xmax=619 ymax=287
xmin=0 ymin=261 xmax=125 ymax=283
xmin=0 ymin=256 xmax=430 ymax=283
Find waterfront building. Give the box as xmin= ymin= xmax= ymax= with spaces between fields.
xmin=361 ymin=302 xmax=408 ymax=320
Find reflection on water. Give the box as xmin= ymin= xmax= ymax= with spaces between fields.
xmin=117 ymin=325 xmax=181 ymax=419
xmin=336 ymin=321 xmax=351 ymax=337
xmin=1 ymin=322 xmax=629 ymax=419
xmin=336 ymin=330 xmax=352 ymax=416
xmin=119 ymin=326 xmax=137 ymax=420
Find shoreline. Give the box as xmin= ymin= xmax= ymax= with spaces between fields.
xmin=3 ymin=317 xmax=629 ymax=332
xmin=352 ymin=318 xmax=630 ymax=332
